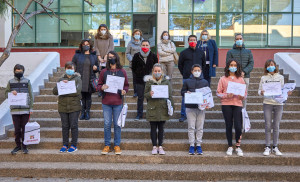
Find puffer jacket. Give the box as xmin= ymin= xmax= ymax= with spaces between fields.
xmin=125 ymin=38 xmax=144 ymax=67
xmin=144 ymin=75 xmax=174 ymax=122
xmin=157 ymin=40 xmax=176 ymax=63
xmin=53 ymin=73 xmax=82 ymax=113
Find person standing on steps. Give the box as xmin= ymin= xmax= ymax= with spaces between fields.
xmin=258 ymin=59 xmax=292 ymax=156
xmin=5 ymin=64 xmax=33 ymax=155
xmin=157 ymin=31 xmax=177 ymax=79
xmin=53 ymin=62 xmax=82 ymax=153
xmin=72 ymin=39 xmax=99 ymax=120
xmin=126 ymin=29 xmax=143 ymax=98
xmin=181 ymin=64 xmax=209 ymax=155
xmin=132 ymin=40 xmax=158 ymax=121
xmin=217 ymin=59 xmax=247 ymax=157
xmin=226 ymin=33 xmax=254 ymax=109
xmin=144 ymin=63 xmax=174 ymax=155
xmin=178 ymin=35 xmax=206 ymax=122
xmin=98 ymin=51 xmax=129 ymax=155
xmin=196 ymin=30 xmax=218 ymax=86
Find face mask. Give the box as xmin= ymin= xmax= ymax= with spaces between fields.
xmin=101 ymin=30 xmax=106 ymax=35
xmin=236 ymin=40 xmax=243 ymax=46
xmin=153 ymin=72 xmax=162 ymax=79
xmin=229 ymin=67 xmax=237 ymax=73
xmin=189 ymin=42 xmax=196 ymax=48
xmin=267 ymin=66 xmax=276 ymax=72
xmin=108 ymin=58 xmax=116 ymax=65
xmin=163 ymin=36 xmax=169 ymax=40
xmin=66 ymin=69 xmax=75 ymax=76
xmin=134 ymin=34 xmax=140 ymax=40
xmin=82 ymin=45 xmax=90 ymax=52
xmin=14 ymin=72 xmax=23 ymax=79
xmin=141 ymin=47 xmax=149 ymax=53
xmin=202 ymin=35 xmax=208 ymax=40
xmin=193 ymin=71 xmax=201 ymax=78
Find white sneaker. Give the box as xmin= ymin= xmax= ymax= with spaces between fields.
xmin=263 ymin=147 xmax=271 ymax=156
xmin=226 ymin=147 xmax=233 ymax=156
xmin=272 ymin=147 xmax=283 ymax=156
xmin=236 ymin=147 xmax=244 ymax=157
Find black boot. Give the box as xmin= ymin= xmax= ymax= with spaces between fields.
xmin=80 ymin=109 xmax=85 ymax=120
xmin=80 ymin=98 xmax=86 ymax=120
xmin=85 ymin=100 xmax=92 ymax=120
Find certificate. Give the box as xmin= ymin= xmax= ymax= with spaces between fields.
xmin=262 ymin=82 xmax=282 ymax=96
xmin=8 ymin=93 xmax=28 ymax=106
xmin=57 ymin=81 xmax=76 ymax=96
xmin=185 ymin=92 xmax=203 ymax=104
xmin=226 ymin=81 xmax=246 ymax=96
xmin=105 ymin=75 xmax=125 ymax=94
xmin=151 ymin=85 xmax=169 ymax=98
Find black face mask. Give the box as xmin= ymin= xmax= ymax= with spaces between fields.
xmin=82 ymin=45 xmax=90 ymax=52
xmin=14 ymin=72 xmax=23 ymax=79
xmin=108 ymin=58 xmax=116 ymax=65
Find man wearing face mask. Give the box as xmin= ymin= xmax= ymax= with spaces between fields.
xmin=178 ymin=35 xmax=206 ymax=122
xmin=226 ymin=34 xmax=254 ymax=109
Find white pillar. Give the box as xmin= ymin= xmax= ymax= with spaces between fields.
xmin=0 ymin=7 xmax=12 ymax=48
xmin=157 ymin=0 xmax=169 ymax=44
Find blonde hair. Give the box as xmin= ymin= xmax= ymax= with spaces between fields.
xmin=152 ymin=63 xmax=165 ymax=75
xmin=200 ymin=30 xmax=211 ymax=40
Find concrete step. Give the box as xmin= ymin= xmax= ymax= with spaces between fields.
xmin=0 ymin=161 xmax=299 ymax=181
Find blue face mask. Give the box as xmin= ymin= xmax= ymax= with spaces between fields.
xmin=267 ymin=66 xmax=276 ymax=72
xmin=229 ymin=67 xmax=237 ymax=73
xmin=236 ymin=40 xmax=243 ymax=46
xmin=202 ymin=35 xmax=208 ymax=40
xmin=134 ymin=34 xmax=140 ymax=40
xmin=66 ymin=69 xmax=75 ymax=76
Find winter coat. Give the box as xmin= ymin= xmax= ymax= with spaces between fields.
xmin=144 ymin=75 xmax=174 ymax=122
xmin=53 ymin=73 xmax=82 ymax=113
xmin=125 ymin=38 xmax=144 ymax=67
xmin=157 ymin=40 xmax=176 ymax=63
xmin=132 ymin=51 xmax=158 ymax=84
xmin=226 ymin=44 xmax=254 ymax=78
xmin=178 ymin=47 xmax=206 ymax=79
xmin=196 ymin=39 xmax=218 ymax=77
xmin=94 ymin=34 xmax=114 ymax=59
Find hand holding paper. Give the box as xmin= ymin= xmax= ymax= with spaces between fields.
xmin=57 ymin=80 xmax=76 ymax=96
xmin=226 ymin=81 xmax=246 ymax=96
xmin=151 ymin=85 xmax=169 ymax=98
xmin=8 ymin=93 xmax=28 ymax=106
xmin=105 ymin=75 xmax=125 ymax=94
xmin=185 ymin=92 xmax=203 ymax=104
xmin=262 ymin=82 xmax=282 ymax=96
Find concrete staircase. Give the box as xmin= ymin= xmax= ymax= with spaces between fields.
xmin=1 ymin=67 xmax=300 ymax=181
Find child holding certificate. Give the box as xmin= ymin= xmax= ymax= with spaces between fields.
xmin=53 ymin=62 xmax=82 ymax=153
xmin=5 ymin=64 xmax=33 ymax=155
xmin=258 ymin=59 xmax=292 ymax=156
xmin=217 ymin=59 xmax=247 ymax=157
xmin=144 ymin=63 xmax=174 ymax=155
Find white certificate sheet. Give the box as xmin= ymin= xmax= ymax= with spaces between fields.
xmin=8 ymin=93 xmax=28 ymax=106
xmin=151 ymin=85 xmax=169 ymax=98
xmin=185 ymin=92 xmax=203 ymax=104
xmin=262 ymin=82 xmax=282 ymax=96
xmin=226 ymin=81 xmax=246 ymax=96
xmin=105 ymin=75 xmax=125 ymax=94
xmin=57 ymin=81 xmax=77 ymax=96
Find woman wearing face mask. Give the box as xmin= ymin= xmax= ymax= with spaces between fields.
xmin=217 ymin=59 xmax=247 ymax=157
xmin=132 ymin=40 xmax=158 ymax=120
xmin=157 ymin=31 xmax=177 ymax=79
xmin=144 ymin=63 xmax=174 ymax=155
xmin=125 ymin=29 xmax=143 ymax=97
xmin=181 ymin=64 xmax=209 ymax=155
xmin=53 ymin=62 xmax=82 ymax=153
xmin=72 ymin=39 xmax=99 ymax=120
xmin=196 ymin=30 xmax=218 ymax=86
xmin=98 ymin=51 xmax=129 ymax=155
xmin=258 ymin=59 xmax=292 ymax=156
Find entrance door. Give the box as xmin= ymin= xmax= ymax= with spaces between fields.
xmin=132 ymin=14 xmax=156 ymax=48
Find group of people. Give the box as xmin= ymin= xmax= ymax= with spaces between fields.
xmin=5 ymin=23 xmax=292 ymax=157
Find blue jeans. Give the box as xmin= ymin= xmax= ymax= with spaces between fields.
xmin=181 ymin=79 xmax=188 ymax=118
xmin=102 ymin=104 xmax=123 ymax=146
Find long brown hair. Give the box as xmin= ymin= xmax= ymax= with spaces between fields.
xmin=95 ymin=24 xmax=110 ymax=39
xmin=78 ymin=39 xmax=94 ymax=53
xmin=264 ymin=59 xmax=279 ymax=75
xmin=224 ymin=59 xmax=242 ymax=78
xmin=106 ymin=51 xmax=123 ymax=70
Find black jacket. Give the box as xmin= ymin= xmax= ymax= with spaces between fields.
xmin=178 ymin=47 xmax=206 ymax=79
xmin=132 ymin=51 xmax=158 ymax=84
xmin=181 ymin=74 xmax=209 ymax=108
xmin=72 ymin=50 xmax=99 ymax=80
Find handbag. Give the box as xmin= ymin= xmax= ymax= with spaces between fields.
xmin=23 ymin=121 xmax=40 ymax=145
xmin=90 ymin=77 xmax=98 ymax=93
xmin=171 ymin=42 xmax=179 ymax=62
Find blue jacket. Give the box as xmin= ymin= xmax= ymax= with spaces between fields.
xmin=196 ymin=39 xmax=218 ymax=77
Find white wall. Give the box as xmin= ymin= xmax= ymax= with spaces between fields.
xmin=157 ymin=0 xmax=169 ymax=44
xmin=0 ymin=7 xmax=12 ymax=48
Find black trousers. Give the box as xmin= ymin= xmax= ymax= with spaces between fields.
xmin=150 ymin=121 xmax=165 ymax=146
xmin=131 ymin=68 xmax=137 ymax=94
xmin=81 ymin=92 xmax=92 ymax=112
xmin=136 ymin=83 xmax=145 ymax=117
xmin=204 ymin=64 xmax=211 ymax=86
xmin=221 ymin=105 xmax=243 ymax=147
xmin=12 ymin=114 xmax=30 ymax=147
xmin=59 ymin=111 xmax=80 ymax=147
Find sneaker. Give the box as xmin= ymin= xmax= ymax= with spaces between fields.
xmin=67 ymin=145 xmax=77 ymax=153
xmin=263 ymin=147 xmax=271 ymax=156
xmin=189 ymin=146 xmax=195 ymax=155
xmin=133 ymin=93 xmax=138 ymax=97
xmin=226 ymin=147 xmax=233 ymax=156
xmin=22 ymin=146 xmax=28 ymax=154
xmin=158 ymin=146 xmax=165 ymax=155
xmin=196 ymin=146 xmax=203 ymax=155
xmin=134 ymin=115 xmax=141 ymax=121
xmin=11 ymin=146 xmax=21 ymax=155
xmin=60 ymin=145 xmax=68 ymax=153
xmin=272 ymin=147 xmax=283 ymax=156
xmin=101 ymin=146 xmax=110 ymax=155
xmin=236 ymin=147 xmax=244 ymax=157
xmin=152 ymin=146 xmax=158 ymax=155
xmin=114 ymin=146 xmax=122 ymax=155
xmin=179 ymin=116 xmax=187 ymax=122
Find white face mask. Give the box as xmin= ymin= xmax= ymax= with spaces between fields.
xmin=163 ymin=36 xmax=169 ymax=40
xmin=101 ymin=30 xmax=106 ymax=35
xmin=193 ymin=71 xmax=201 ymax=78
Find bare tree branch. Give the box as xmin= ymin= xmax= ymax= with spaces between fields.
xmin=84 ymin=0 xmax=95 ymax=7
